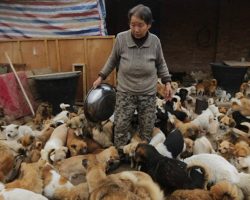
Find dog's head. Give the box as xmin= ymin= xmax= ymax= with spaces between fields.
xmin=49 ymin=147 xmax=68 ymax=164
xmin=218 ymin=115 xmax=236 ymax=130
xmin=218 ymin=140 xmax=234 ymax=154
xmin=66 ymin=114 xmax=88 ymax=136
xmin=236 ymin=156 xmax=250 ymax=173
xmin=69 ymin=140 xmax=87 ymax=157
xmin=2 ymin=124 xmax=19 ymax=139
xmin=17 ymin=135 xmax=35 ymax=148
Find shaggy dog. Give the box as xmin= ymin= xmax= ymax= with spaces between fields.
xmin=83 ymin=154 xmax=164 ymax=200
xmin=184 ymin=153 xmax=250 ymax=198
xmin=0 ymin=188 xmax=48 ymax=200
xmin=169 ymin=180 xmax=244 ymax=200
xmin=2 ymin=124 xmax=34 ymax=140
xmin=66 ymin=128 xmax=87 ymax=157
xmin=218 ymin=140 xmax=235 ymax=160
xmin=217 ymin=114 xmax=236 ymax=131
xmin=5 ymin=159 xmax=46 ymax=194
xmin=134 ymin=143 xmax=208 ymax=194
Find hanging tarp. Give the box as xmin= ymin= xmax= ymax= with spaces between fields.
xmin=0 ymin=0 xmax=107 ymax=40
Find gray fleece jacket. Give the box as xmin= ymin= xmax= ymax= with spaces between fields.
xmin=99 ymin=30 xmax=171 ymax=95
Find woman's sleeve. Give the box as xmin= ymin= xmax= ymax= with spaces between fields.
xmin=156 ymin=39 xmax=171 ymax=84
xmin=99 ymin=36 xmax=121 ymax=80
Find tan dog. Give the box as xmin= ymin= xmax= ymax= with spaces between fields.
xmin=55 ymin=146 xmax=119 ymax=182
xmin=233 ymin=141 xmax=250 ymax=157
xmin=66 ymin=128 xmax=87 ymax=156
xmin=208 ymin=79 xmax=217 ymax=97
xmin=83 ymin=154 xmax=164 ymax=200
xmin=169 ymin=180 xmax=244 ymax=200
xmin=5 ymin=159 xmax=46 ymax=194
xmin=218 ymin=140 xmax=235 ymax=160
xmin=218 ymin=114 xmax=236 ymax=131
xmin=66 ymin=114 xmax=87 ymax=136
xmin=33 ymin=102 xmax=53 ymax=125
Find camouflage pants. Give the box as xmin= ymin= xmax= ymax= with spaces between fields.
xmin=114 ymin=91 xmax=156 ymax=148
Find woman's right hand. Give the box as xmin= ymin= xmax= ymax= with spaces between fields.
xmin=93 ymin=76 xmax=103 ymax=89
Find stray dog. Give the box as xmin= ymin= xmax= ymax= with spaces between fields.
xmin=41 ymin=123 xmax=68 ymax=161
xmin=66 ymin=128 xmax=87 ymax=156
xmin=33 ymin=102 xmax=52 ymax=125
xmin=66 ymin=114 xmax=87 ymax=136
xmin=218 ymin=114 xmax=236 ymax=131
xmin=134 ymin=143 xmax=208 ymax=194
xmin=236 ymin=156 xmax=250 ymax=173
xmin=233 ymin=141 xmax=250 ymax=157
xmin=218 ymin=140 xmax=235 ymax=160
xmin=2 ymin=124 xmax=34 ymax=140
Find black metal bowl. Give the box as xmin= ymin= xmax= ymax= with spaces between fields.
xmin=84 ymin=83 xmax=116 ymax=122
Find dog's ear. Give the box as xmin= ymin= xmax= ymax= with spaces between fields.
xmin=1 ymin=125 xmax=7 ymax=130
xmin=82 ymin=159 xmax=88 ymax=168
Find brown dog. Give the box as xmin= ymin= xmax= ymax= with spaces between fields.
xmin=66 ymin=128 xmax=87 ymax=157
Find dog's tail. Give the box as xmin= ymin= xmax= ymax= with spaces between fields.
xmin=237 ymin=172 xmax=250 ymax=198
xmin=210 ymin=180 xmax=244 ymax=200
xmin=119 ymin=171 xmax=165 ymax=200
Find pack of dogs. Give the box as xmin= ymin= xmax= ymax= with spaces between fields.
xmin=0 ymin=75 xmax=250 ymax=200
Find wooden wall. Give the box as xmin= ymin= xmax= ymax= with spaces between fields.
xmin=0 ymin=36 xmax=115 ymax=101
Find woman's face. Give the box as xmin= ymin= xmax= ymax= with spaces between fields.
xmin=130 ymin=15 xmax=151 ymax=39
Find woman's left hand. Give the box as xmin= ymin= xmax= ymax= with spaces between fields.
xmin=164 ymin=82 xmax=172 ymax=101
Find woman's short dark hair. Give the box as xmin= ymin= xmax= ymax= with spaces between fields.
xmin=128 ymin=4 xmax=153 ymax=25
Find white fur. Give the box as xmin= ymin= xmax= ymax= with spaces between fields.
xmin=192 ymin=104 xmax=221 ymax=131
xmin=43 ymin=169 xmax=73 ymax=199
xmin=0 ymin=188 xmax=48 ymax=200
xmin=184 ymin=153 xmax=250 ymax=197
xmin=41 ymin=124 xmax=68 ymax=161
xmin=236 ymin=156 xmax=250 ymax=173
xmin=2 ymin=124 xmax=34 ymax=140
xmin=52 ymin=110 xmax=69 ymax=124
xmin=193 ymin=136 xmax=215 ymax=154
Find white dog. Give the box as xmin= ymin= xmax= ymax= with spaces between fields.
xmin=41 ymin=123 xmax=68 ymax=161
xmin=2 ymin=124 xmax=34 ymax=140
xmin=184 ymin=153 xmax=250 ymax=198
